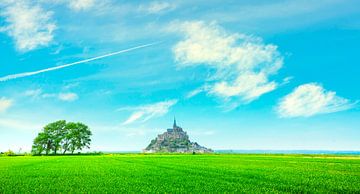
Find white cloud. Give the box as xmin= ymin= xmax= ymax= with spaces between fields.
xmin=39 ymin=0 xmax=99 ymax=11
xmin=173 ymin=21 xmax=283 ymax=109
xmin=42 ymin=93 xmax=57 ymax=98
xmin=67 ymin=0 xmax=95 ymax=11
xmin=63 ymin=82 xmax=80 ymax=90
xmin=24 ymin=89 xmax=78 ymax=102
xmin=120 ymin=99 xmax=178 ymax=125
xmin=24 ymin=89 xmax=43 ymax=98
xmin=58 ymin=93 xmax=79 ymax=102
xmin=281 ymin=76 xmax=294 ymax=85
xmin=211 ymin=72 xmax=277 ymax=102
xmin=139 ymin=1 xmax=176 ymax=14
xmin=276 ymin=83 xmax=356 ymax=118
xmin=0 ymin=1 xmax=56 ymax=51
xmin=186 ymin=86 xmax=207 ymax=99
xmin=0 ymin=97 xmax=13 ymax=113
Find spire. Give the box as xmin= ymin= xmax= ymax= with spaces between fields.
xmin=173 ymin=116 xmax=177 ymax=128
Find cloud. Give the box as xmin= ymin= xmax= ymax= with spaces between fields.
xmin=63 ymin=82 xmax=80 ymax=90
xmin=58 ymin=92 xmax=78 ymax=102
xmin=0 ymin=97 xmax=13 ymax=113
xmin=139 ymin=1 xmax=176 ymax=14
xmin=172 ymin=21 xmax=284 ymax=109
xmin=67 ymin=0 xmax=95 ymax=11
xmin=120 ymin=99 xmax=178 ymax=125
xmin=0 ymin=1 xmax=56 ymax=51
xmin=24 ymin=89 xmax=43 ymax=98
xmin=38 ymin=0 xmax=98 ymax=11
xmin=276 ymin=83 xmax=356 ymax=118
xmin=0 ymin=42 xmax=159 ymax=82
xmin=186 ymin=86 xmax=208 ymax=99
xmin=211 ymin=72 xmax=277 ymax=102
xmin=24 ymin=89 xmax=78 ymax=102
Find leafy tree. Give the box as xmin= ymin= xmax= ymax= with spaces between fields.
xmin=44 ymin=120 xmax=66 ymax=155
xmin=67 ymin=122 xmax=92 ymax=154
xmin=4 ymin=150 xmax=15 ymax=156
xmin=31 ymin=120 xmax=92 ymax=155
xmin=61 ymin=122 xmax=75 ymax=154
xmin=32 ymin=132 xmax=52 ymax=155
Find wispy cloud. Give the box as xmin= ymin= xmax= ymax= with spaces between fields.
xmin=0 ymin=97 xmax=13 ymax=113
xmin=63 ymin=82 xmax=80 ymax=90
xmin=186 ymin=86 xmax=207 ymax=99
xmin=138 ymin=1 xmax=176 ymax=14
xmin=203 ymin=0 xmax=355 ymax=34
xmin=58 ymin=92 xmax=78 ymax=102
xmin=120 ymin=99 xmax=178 ymax=125
xmin=0 ymin=42 xmax=160 ymax=82
xmin=24 ymin=89 xmax=78 ymax=102
xmin=67 ymin=0 xmax=95 ymax=11
xmin=40 ymin=0 xmax=102 ymax=12
xmin=276 ymin=83 xmax=357 ymax=118
xmin=172 ymin=21 xmax=283 ymax=109
xmin=24 ymin=89 xmax=43 ymax=98
xmin=0 ymin=1 xmax=56 ymax=51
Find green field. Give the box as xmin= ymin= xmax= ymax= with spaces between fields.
xmin=0 ymin=154 xmax=359 ymax=193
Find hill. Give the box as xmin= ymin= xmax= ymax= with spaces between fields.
xmin=143 ymin=119 xmax=213 ymax=153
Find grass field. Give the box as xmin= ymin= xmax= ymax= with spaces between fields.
xmin=0 ymin=154 xmax=359 ymax=193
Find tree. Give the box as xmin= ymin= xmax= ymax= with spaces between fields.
xmin=61 ymin=122 xmax=75 ymax=154
xmin=32 ymin=132 xmax=52 ymax=155
xmin=67 ymin=122 xmax=92 ymax=154
xmin=4 ymin=150 xmax=15 ymax=156
xmin=31 ymin=120 xmax=92 ymax=155
xmin=44 ymin=120 xmax=66 ymax=155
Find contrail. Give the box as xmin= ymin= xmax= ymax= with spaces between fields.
xmin=0 ymin=42 xmax=159 ymax=82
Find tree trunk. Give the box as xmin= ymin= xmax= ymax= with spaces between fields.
xmin=63 ymin=142 xmax=69 ymax=155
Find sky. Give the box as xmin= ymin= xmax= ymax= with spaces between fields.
xmin=0 ymin=0 xmax=359 ymax=152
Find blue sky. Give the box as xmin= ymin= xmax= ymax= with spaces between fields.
xmin=0 ymin=0 xmax=359 ymax=152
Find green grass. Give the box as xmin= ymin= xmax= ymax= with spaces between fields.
xmin=0 ymin=154 xmax=359 ymax=193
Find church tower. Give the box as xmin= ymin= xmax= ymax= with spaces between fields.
xmin=173 ymin=117 xmax=177 ymax=128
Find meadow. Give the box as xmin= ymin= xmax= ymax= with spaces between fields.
xmin=0 ymin=154 xmax=359 ymax=193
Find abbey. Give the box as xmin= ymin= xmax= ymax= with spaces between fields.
xmin=143 ymin=118 xmax=213 ymax=153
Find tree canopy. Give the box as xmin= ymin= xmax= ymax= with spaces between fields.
xmin=32 ymin=120 xmax=92 ymax=155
